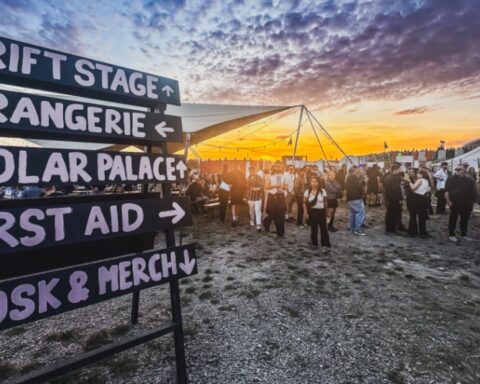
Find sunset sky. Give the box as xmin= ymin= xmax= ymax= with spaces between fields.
xmin=1 ymin=0 xmax=479 ymax=160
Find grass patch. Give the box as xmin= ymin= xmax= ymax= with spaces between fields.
xmin=83 ymin=330 xmax=111 ymax=352
xmin=198 ymin=291 xmax=213 ymax=300
xmin=0 ymin=362 xmax=16 ymax=380
xmin=110 ymin=324 xmax=130 ymax=336
xmin=185 ymin=286 xmax=196 ymax=294
xmin=386 ymin=369 xmax=405 ymax=384
xmin=106 ymin=357 xmax=139 ymax=376
xmin=46 ymin=329 xmax=77 ymax=342
xmin=283 ymin=306 xmax=299 ymax=318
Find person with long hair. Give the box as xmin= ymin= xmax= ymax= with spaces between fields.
xmin=263 ymin=161 xmax=287 ymax=237
xmin=407 ymin=170 xmax=430 ymax=237
xmin=304 ymin=175 xmax=331 ymax=252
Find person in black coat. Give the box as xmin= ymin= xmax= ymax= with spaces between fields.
xmin=384 ymin=163 xmax=403 ymax=234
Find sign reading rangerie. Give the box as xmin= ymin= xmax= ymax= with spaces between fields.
xmin=0 ymin=89 xmax=183 ymax=144
xmin=0 ymin=244 xmax=197 ymax=331
xmin=0 ymin=36 xmax=180 ymax=106
xmin=0 ymin=146 xmax=188 ymax=186
xmin=0 ymin=197 xmax=192 ymax=255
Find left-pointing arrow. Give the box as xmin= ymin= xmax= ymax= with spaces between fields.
xmin=158 ymin=202 xmax=186 ymax=224
xmin=155 ymin=121 xmax=175 ymax=138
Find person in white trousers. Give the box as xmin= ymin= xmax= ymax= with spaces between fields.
xmin=247 ymin=165 xmax=264 ymax=231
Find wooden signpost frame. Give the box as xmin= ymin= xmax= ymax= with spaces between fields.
xmin=0 ymin=36 xmax=192 ymax=384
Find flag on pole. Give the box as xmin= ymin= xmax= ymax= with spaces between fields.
xmin=384 ymin=141 xmax=389 ymax=150
xmin=288 ymin=136 xmax=293 ymax=146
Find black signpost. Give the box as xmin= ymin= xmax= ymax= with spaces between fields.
xmin=0 ymin=36 xmax=194 ymax=383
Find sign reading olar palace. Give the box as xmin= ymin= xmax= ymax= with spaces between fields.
xmin=0 ymin=36 xmax=180 ymax=106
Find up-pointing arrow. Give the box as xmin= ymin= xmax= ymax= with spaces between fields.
xmin=176 ymin=160 xmax=188 ymax=179
xmin=155 ymin=121 xmax=175 ymax=138
xmin=162 ymin=85 xmax=174 ymax=97
xmin=158 ymin=202 xmax=185 ymax=224
xmin=179 ymin=249 xmax=196 ymax=275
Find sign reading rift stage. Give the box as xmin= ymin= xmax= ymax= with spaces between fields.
xmin=0 ymin=36 xmax=180 ymax=106
xmin=0 ymin=244 xmax=197 ymax=330
xmin=0 ymin=197 xmax=192 ymax=255
xmin=0 ymin=146 xmax=188 ymax=186
xmin=0 ymin=90 xmax=183 ymax=144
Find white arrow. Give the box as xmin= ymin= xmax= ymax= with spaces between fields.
xmin=155 ymin=121 xmax=175 ymax=138
xmin=162 ymin=85 xmax=174 ymax=97
xmin=179 ymin=249 xmax=196 ymax=275
xmin=176 ymin=160 xmax=188 ymax=179
xmin=158 ymin=202 xmax=185 ymax=224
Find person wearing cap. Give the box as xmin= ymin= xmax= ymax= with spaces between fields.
xmin=433 ymin=162 xmax=449 ymax=214
xmin=247 ymin=165 xmax=264 ymax=231
xmin=445 ymin=165 xmax=476 ymax=243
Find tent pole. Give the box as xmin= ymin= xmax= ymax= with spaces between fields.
xmin=292 ymin=105 xmax=304 ymax=162
xmin=305 ymin=109 xmax=330 ymax=167
xmin=305 ymin=107 xmax=354 ymax=165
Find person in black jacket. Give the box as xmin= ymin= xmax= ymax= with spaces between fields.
xmin=384 ymin=163 xmax=403 ymax=234
xmin=445 ymin=166 xmax=477 ymax=243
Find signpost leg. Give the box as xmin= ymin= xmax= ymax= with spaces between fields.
xmin=161 ymin=136 xmax=188 ymax=384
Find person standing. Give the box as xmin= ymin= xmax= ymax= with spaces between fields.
xmin=366 ymin=165 xmax=381 ymax=207
xmin=247 ymin=165 xmax=263 ymax=231
xmin=284 ymin=165 xmax=296 ymax=222
xmin=407 ymin=171 xmax=430 ymax=237
xmin=263 ymin=161 xmax=287 ymax=237
xmin=445 ymin=166 xmax=477 ymax=243
xmin=304 ymin=176 xmax=331 ymax=252
xmin=384 ymin=163 xmax=403 ymax=234
xmin=294 ymin=168 xmax=307 ymax=226
xmin=218 ymin=164 xmax=231 ymax=223
xmin=434 ymin=162 xmax=449 ymax=214
xmin=346 ymin=166 xmax=366 ymax=236
xmin=325 ymin=170 xmax=341 ymax=232
xmin=336 ymin=164 xmax=347 ymax=201
xmin=229 ymin=164 xmax=246 ymax=226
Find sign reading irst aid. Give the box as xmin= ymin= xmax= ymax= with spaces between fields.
xmin=0 ymin=36 xmax=180 ymax=106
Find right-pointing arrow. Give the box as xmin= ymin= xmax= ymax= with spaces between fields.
xmin=155 ymin=121 xmax=175 ymax=138
xmin=158 ymin=202 xmax=185 ymax=224
xmin=179 ymin=249 xmax=196 ymax=275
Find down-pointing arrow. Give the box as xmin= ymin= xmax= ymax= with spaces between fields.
xmin=155 ymin=121 xmax=175 ymax=138
xmin=176 ymin=160 xmax=188 ymax=179
xmin=158 ymin=202 xmax=186 ymax=224
xmin=162 ymin=85 xmax=174 ymax=97
xmin=179 ymin=249 xmax=196 ymax=275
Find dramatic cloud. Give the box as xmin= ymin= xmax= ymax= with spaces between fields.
xmin=395 ymin=106 xmax=433 ymax=115
xmin=1 ymin=0 xmax=479 ymax=109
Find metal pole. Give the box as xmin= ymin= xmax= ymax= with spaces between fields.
xmin=292 ymin=105 xmax=304 ymax=162
xmin=305 ymin=108 xmax=329 ymax=167
xmin=305 ymin=107 xmax=354 ymax=165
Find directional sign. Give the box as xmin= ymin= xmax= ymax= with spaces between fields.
xmin=0 ymin=197 xmax=192 ymax=255
xmin=0 ymin=90 xmax=183 ymax=144
xmin=0 ymin=146 xmax=189 ymax=187
xmin=0 ymin=244 xmax=197 ymax=331
xmin=0 ymin=36 xmax=180 ymax=106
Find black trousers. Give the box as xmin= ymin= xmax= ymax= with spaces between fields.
xmin=309 ymin=208 xmax=331 ymax=247
xmin=408 ymin=194 xmax=428 ymax=236
xmin=449 ymin=202 xmax=473 ymax=236
xmin=264 ymin=193 xmax=286 ymax=236
xmin=436 ymin=189 xmax=447 ymax=213
xmin=295 ymin=195 xmax=304 ymax=225
xmin=385 ymin=199 xmax=402 ymax=232
xmin=219 ymin=189 xmax=229 ymax=222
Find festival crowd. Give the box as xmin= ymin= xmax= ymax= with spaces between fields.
xmin=185 ymin=161 xmax=480 ymax=252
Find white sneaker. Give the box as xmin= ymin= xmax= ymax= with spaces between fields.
xmin=250 ymin=221 xmax=254 ymax=227
xmin=321 ymin=247 xmax=331 ymax=253
xmin=353 ymin=230 xmax=366 ymax=236
xmin=461 ymin=236 xmax=474 ymax=242
xmin=449 ymin=236 xmax=458 ymax=243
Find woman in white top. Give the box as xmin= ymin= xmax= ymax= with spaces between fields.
xmin=407 ymin=170 xmax=431 ymax=237
xmin=303 ymin=176 xmax=331 ymax=251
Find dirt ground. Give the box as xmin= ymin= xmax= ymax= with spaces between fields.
xmin=1 ymin=202 xmax=479 ymax=384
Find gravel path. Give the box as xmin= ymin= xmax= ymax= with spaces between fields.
xmin=1 ymin=203 xmax=479 ymax=384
